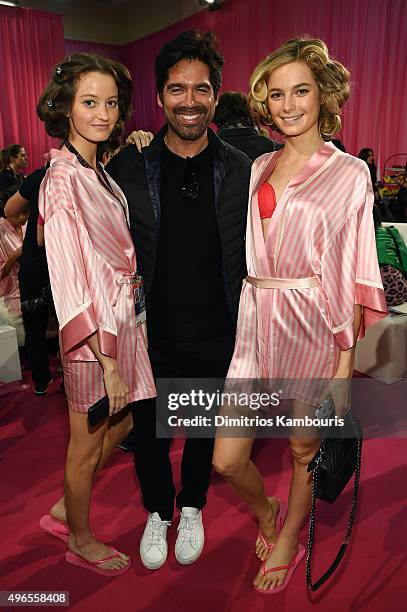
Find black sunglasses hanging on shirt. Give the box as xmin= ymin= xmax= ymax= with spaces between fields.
xmin=181 ymin=157 xmax=199 ymax=200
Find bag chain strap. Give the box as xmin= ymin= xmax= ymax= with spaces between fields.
xmin=306 ymin=414 xmax=362 ymax=591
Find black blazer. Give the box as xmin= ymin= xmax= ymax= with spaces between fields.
xmin=107 ymin=126 xmax=252 ymax=328
xmin=217 ymin=126 xmax=283 ymax=161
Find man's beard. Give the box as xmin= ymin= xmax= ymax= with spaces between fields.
xmin=166 ymin=105 xmax=214 ymax=141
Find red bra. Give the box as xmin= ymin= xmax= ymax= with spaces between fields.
xmin=258 ymin=182 xmax=277 ymax=219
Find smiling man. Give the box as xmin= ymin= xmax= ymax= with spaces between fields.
xmin=107 ymin=30 xmax=251 ymax=570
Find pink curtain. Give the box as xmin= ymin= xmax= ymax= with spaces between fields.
xmin=0 ymin=7 xmax=64 ymax=173
xmin=64 ymin=39 xmax=123 ymax=63
xmin=1 ymin=1 xmax=404 ymax=176
xmin=379 ymin=0 xmax=407 ymax=173
xmin=121 ymin=0 xmax=407 ymax=175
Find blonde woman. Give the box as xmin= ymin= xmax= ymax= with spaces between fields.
xmin=213 ymin=38 xmax=387 ymax=594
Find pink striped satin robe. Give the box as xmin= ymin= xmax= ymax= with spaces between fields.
xmin=0 ymin=218 xmax=24 ymax=316
xmin=39 ymin=149 xmax=156 ymax=413
xmin=227 ymin=142 xmax=388 ymax=406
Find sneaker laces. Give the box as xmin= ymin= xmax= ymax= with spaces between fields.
xmin=149 ymin=516 xmax=171 ymax=546
xmin=177 ymin=514 xmax=197 ymax=545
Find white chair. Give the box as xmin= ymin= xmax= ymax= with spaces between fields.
xmin=0 ymin=324 xmax=22 ymax=383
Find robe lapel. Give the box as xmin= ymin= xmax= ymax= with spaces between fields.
xmin=249 ymin=152 xmax=282 ymax=277
xmin=287 ymin=141 xmax=339 ymax=190
xmin=50 ymin=150 xmax=134 ymax=272
xmin=268 ymin=142 xmax=340 ymax=271
xmin=248 ymin=142 xmax=340 ymax=277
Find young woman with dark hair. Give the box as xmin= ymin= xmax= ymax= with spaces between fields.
xmin=358 ymin=148 xmax=380 ymax=201
xmin=0 ymin=144 xmax=28 ymax=214
xmin=0 ymin=144 xmax=27 ymax=186
xmin=36 ymin=53 xmax=155 ymax=576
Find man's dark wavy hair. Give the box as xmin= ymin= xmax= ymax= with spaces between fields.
xmin=213 ymin=92 xmax=255 ymax=129
xmin=155 ymin=30 xmax=224 ymax=99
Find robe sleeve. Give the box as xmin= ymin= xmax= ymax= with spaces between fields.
xmin=39 ymin=170 xmax=117 ymax=358
xmin=0 ymin=224 xmax=15 ymax=283
xmin=0 ymin=235 xmax=7 ymax=280
xmin=320 ymin=181 xmax=387 ymax=350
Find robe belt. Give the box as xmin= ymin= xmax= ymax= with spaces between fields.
xmin=246 ymin=275 xmax=319 ymax=289
xmin=120 ymin=273 xmax=143 ymax=287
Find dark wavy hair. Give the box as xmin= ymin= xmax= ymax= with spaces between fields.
xmin=372 ymin=204 xmax=382 ymax=230
xmin=358 ymin=148 xmax=373 ymax=163
xmin=2 ymin=144 xmax=24 ymax=168
xmin=155 ymin=30 xmax=224 ymax=99
xmin=213 ymin=91 xmax=255 ymax=129
xmin=37 ymin=53 xmax=133 ymax=149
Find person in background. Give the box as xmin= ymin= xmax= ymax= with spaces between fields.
xmin=331 ymin=138 xmax=346 ymax=152
xmin=36 ymin=52 xmax=155 ymax=576
xmin=0 ymin=206 xmax=28 ymax=345
xmin=0 ymin=144 xmax=28 ymax=215
xmin=128 ymin=91 xmax=284 ymax=163
xmin=390 ymin=168 xmax=407 ymax=222
xmin=358 ymin=148 xmax=380 ymax=202
xmin=213 ymin=91 xmax=283 ymax=160
xmin=373 ymin=204 xmax=407 ymax=306
xmin=4 ymin=167 xmax=55 ymax=394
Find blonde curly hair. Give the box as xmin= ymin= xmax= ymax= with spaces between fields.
xmin=249 ymin=37 xmax=350 ymax=138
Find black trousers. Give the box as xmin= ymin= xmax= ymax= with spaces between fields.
xmin=131 ymin=334 xmax=234 ymax=521
xmin=21 ymin=308 xmax=53 ymax=386
xmin=19 ymin=269 xmax=52 ymax=387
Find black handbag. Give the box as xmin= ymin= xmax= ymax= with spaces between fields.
xmin=306 ymin=408 xmax=362 ymax=591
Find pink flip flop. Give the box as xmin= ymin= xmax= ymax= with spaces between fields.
xmin=65 ymin=548 xmax=131 ymax=576
xmin=254 ymin=544 xmax=305 ymax=594
xmin=256 ymin=499 xmax=288 ymax=554
xmin=39 ymin=514 xmax=69 ymax=543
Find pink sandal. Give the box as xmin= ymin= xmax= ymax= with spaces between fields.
xmin=256 ymin=499 xmax=287 ymax=555
xmin=65 ymin=548 xmax=131 ymax=576
xmin=254 ymin=544 xmax=305 ymax=594
xmin=39 ymin=515 xmax=69 ymax=543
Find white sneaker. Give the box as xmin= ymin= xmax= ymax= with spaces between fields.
xmin=175 ymin=507 xmax=204 ymax=565
xmin=140 ymin=512 xmax=171 ymax=570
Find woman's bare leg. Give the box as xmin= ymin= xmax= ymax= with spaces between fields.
xmin=213 ymin=435 xmax=281 ymax=560
xmin=254 ymin=400 xmax=319 ymax=591
xmin=50 ymin=410 xmax=133 ymax=524
xmin=63 ymin=410 xmax=130 ymax=570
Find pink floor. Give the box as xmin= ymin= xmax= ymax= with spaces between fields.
xmin=0 ymin=378 xmax=406 ymax=612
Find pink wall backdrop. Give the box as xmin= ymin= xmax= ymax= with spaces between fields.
xmin=64 ymin=39 xmax=123 ymax=63
xmin=121 ymin=0 xmax=407 ymax=175
xmin=0 ymin=7 xmax=64 ymax=173
xmin=1 ymin=1 xmax=406 ymax=176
